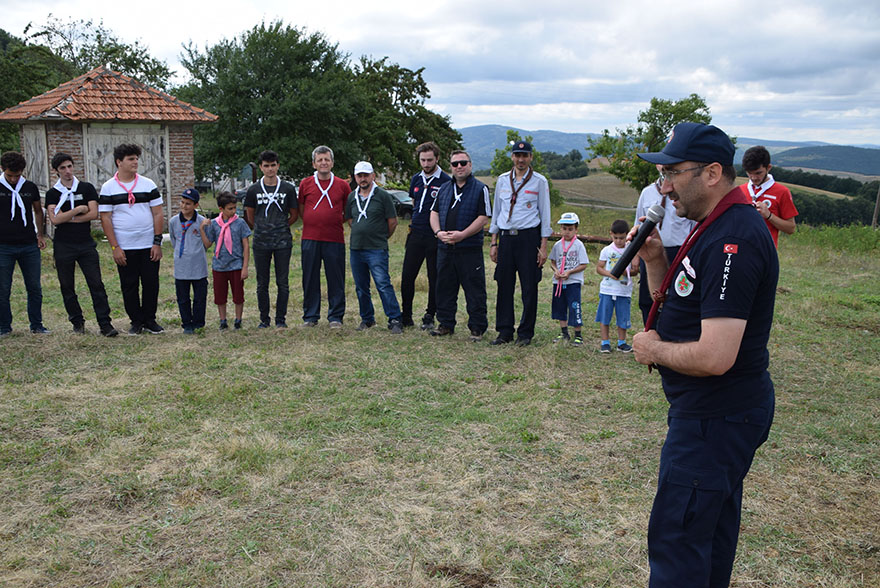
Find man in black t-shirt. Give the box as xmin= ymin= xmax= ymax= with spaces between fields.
xmin=244 ymin=150 xmax=298 ymax=328
xmin=633 ymin=123 xmax=778 ymax=588
xmin=0 ymin=151 xmax=48 ymax=336
xmin=46 ymin=153 xmax=117 ymax=336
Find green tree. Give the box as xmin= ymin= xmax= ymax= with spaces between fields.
xmin=24 ymin=15 xmax=171 ymax=90
xmin=588 ymin=93 xmax=712 ymax=191
xmin=490 ymin=130 xmax=563 ymax=206
xmin=0 ymin=28 xmax=76 ymax=151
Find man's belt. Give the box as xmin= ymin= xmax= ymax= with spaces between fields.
xmin=500 ymin=226 xmax=539 ymax=236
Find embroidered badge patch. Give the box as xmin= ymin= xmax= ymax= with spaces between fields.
xmin=675 ymin=270 xmax=693 ymax=297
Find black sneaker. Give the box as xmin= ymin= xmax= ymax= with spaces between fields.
xmin=219 ymin=320 xmax=228 ymax=330
xmin=276 ymin=321 xmax=288 ymax=329
xmin=420 ymin=316 xmax=435 ymax=331
xmin=127 ymin=325 xmax=143 ymax=335
xmin=234 ymin=319 xmax=242 ymax=330
xmin=182 ymin=327 xmax=195 ymax=335
xmin=30 ymin=325 xmax=51 ymax=334
xmin=469 ymin=330 xmax=482 ymax=342
xmin=515 ymin=337 xmax=532 ymax=347
xmin=258 ymin=322 xmax=270 ymax=329
xmin=617 ymin=342 xmax=633 ymax=353
xmin=72 ymin=323 xmax=86 ymax=334
xmin=100 ymin=324 xmax=119 ymax=337
xmin=389 ymin=319 xmax=403 ymax=335
xmin=143 ymin=321 xmax=164 ymax=334
xmin=490 ymin=335 xmax=512 ymax=345
xmin=401 ymin=319 xmax=415 ymax=328
xmin=356 ymin=320 xmax=375 ymax=331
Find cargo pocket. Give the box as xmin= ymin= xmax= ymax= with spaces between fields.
xmin=665 ymin=463 xmax=728 ymax=537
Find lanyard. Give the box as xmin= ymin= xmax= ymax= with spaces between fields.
xmin=113 ymin=173 xmax=139 ymax=206
xmin=53 ymin=177 xmax=80 ymax=213
xmin=355 ymin=183 xmax=376 ymax=222
xmin=507 ymin=168 xmax=534 ymax=221
xmin=260 ymin=178 xmax=283 ymax=216
xmin=312 ymin=172 xmax=335 ymax=209
xmin=0 ymin=175 xmax=27 ymax=225
xmin=554 ymin=237 xmax=576 ymax=297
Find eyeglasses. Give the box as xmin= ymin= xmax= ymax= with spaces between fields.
xmin=450 ymin=160 xmax=470 ymax=167
xmin=659 ymin=164 xmax=709 ymax=184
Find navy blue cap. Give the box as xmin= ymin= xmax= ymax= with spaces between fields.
xmin=511 ymin=141 xmax=533 ymax=154
xmin=637 ymin=122 xmax=734 ymax=166
xmin=181 ymin=187 xmax=200 ymax=203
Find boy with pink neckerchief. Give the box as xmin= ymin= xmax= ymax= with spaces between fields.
xmin=200 ymin=192 xmax=251 ymax=330
xmin=595 ymin=219 xmax=639 ymax=353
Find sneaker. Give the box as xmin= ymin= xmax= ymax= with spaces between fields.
xmin=182 ymin=327 xmax=195 ymax=335
xmin=143 ymin=321 xmax=164 ymax=334
xmin=490 ymin=335 xmax=513 ymax=346
xmin=72 ymin=323 xmax=86 ymax=334
xmin=401 ymin=319 xmax=415 ymax=328
xmin=572 ymin=335 xmax=583 ymax=347
xmin=0 ymin=329 xmax=11 ymax=338
xmin=30 ymin=325 xmax=51 ymax=334
xmin=234 ymin=319 xmax=242 ymax=330
xmin=389 ymin=319 xmax=403 ymax=335
xmin=127 ymin=325 xmax=143 ymax=335
xmin=420 ymin=316 xmax=435 ymax=331
xmin=100 ymin=324 xmax=119 ymax=337
xmin=430 ymin=325 xmax=454 ymax=337
xmin=600 ymin=342 xmax=611 ymax=353
xmin=329 ymin=321 xmax=343 ymax=329
xmin=258 ymin=321 xmax=270 ymax=329
xmin=553 ymin=334 xmax=570 ymax=344
xmin=617 ymin=342 xmax=633 ymax=353
xmin=515 ymin=337 xmax=532 ymax=347
xmin=356 ymin=320 xmax=375 ymax=332
xmin=219 ymin=319 xmax=228 ymax=330
xmin=276 ymin=322 xmax=288 ymax=329
xmin=469 ymin=330 xmax=482 ymax=342
xmin=302 ymin=321 xmax=318 ymax=327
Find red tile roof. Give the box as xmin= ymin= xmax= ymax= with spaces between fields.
xmin=0 ymin=66 xmax=217 ymax=123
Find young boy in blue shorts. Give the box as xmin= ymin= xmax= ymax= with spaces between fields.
xmin=595 ymin=219 xmax=638 ymax=353
xmin=200 ymin=192 xmax=251 ymax=330
xmin=548 ymin=212 xmax=589 ymax=346
xmin=168 ymin=188 xmax=208 ymax=334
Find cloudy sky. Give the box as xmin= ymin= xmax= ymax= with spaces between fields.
xmin=6 ymin=0 xmax=880 ymax=145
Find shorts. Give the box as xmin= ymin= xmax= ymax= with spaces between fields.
xmin=595 ymin=293 xmax=631 ymax=329
xmin=213 ymin=269 xmax=244 ymax=305
xmin=551 ymin=283 xmax=583 ymax=327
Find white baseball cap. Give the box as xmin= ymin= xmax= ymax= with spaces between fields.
xmin=557 ymin=212 xmax=580 ymax=225
xmin=354 ymin=161 xmax=374 ymax=175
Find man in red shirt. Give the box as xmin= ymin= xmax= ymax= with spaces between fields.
xmin=740 ymin=146 xmax=798 ymax=247
xmin=297 ymin=146 xmax=351 ymax=327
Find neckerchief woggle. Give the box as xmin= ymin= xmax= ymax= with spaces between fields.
xmin=554 ymin=236 xmax=577 ymax=298
xmin=113 ymin=172 xmax=139 ymax=207
xmin=312 ymin=173 xmax=335 ymax=210
xmin=355 ymin=183 xmax=376 ymax=222
xmin=260 ymin=178 xmax=283 ymax=216
xmin=0 ymin=174 xmax=28 ymax=225
xmin=178 ymin=212 xmax=197 ymax=258
xmin=747 ymin=174 xmax=775 ymax=202
xmin=507 ymin=167 xmax=534 ymax=221
xmin=53 ymin=177 xmax=80 ymax=215
xmin=214 ymin=214 xmax=238 ymax=258
xmin=644 ymin=187 xmax=750 ymax=333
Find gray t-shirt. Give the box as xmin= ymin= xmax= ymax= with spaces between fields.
xmin=169 ymin=212 xmax=209 ymax=280
xmin=244 ymin=179 xmax=296 ymax=250
xmin=204 ymin=217 xmax=252 ymax=272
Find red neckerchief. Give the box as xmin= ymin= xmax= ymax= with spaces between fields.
xmin=507 ymin=167 xmax=534 ymax=221
xmin=644 ymin=187 xmax=750 ymax=332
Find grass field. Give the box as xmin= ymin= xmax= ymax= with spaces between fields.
xmin=1 ymin=214 xmax=878 ymax=587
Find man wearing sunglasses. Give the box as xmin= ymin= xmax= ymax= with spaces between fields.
xmin=487 ymin=141 xmax=552 ymax=346
xmin=429 ymin=150 xmax=491 ymax=341
xmin=632 ymin=123 xmax=778 ymax=588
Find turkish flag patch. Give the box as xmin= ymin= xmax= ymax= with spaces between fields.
xmin=723 ymin=243 xmax=738 ymax=254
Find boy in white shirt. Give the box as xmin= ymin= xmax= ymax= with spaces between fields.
xmin=595 ymin=219 xmax=639 ymax=353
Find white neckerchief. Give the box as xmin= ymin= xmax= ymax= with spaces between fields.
xmin=53 ymin=177 xmax=80 ymax=214
xmin=312 ymin=172 xmax=335 ymax=209
xmin=418 ymin=168 xmax=442 ymax=212
xmin=0 ymin=174 xmax=27 ymax=226
xmin=451 ymin=183 xmax=464 ymax=209
xmin=260 ymin=177 xmax=283 ymax=216
xmin=355 ymin=183 xmax=377 ymax=222
xmin=747 ymin=174 xmax=775 ymax=202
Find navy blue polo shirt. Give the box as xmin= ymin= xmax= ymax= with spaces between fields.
xmin=657 ymin=204 xmax=779 ymax=419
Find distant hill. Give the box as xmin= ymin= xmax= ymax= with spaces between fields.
xmin=459 ymin=126 xmax=880 ymax=177
xmin=460 ymin=125 xmax=600 ymax=170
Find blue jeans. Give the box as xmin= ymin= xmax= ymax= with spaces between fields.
xmin=350 ymin=248 xmax=401 ymax=324
xmin=0 ymin=243 xmax=43 ymax=332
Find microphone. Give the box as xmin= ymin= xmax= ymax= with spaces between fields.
xmin=610 ymin=203 xmax=665 ymax=279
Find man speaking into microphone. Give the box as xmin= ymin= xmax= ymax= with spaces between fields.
xmin=631 ymin=123 xmax=779 ymax=588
